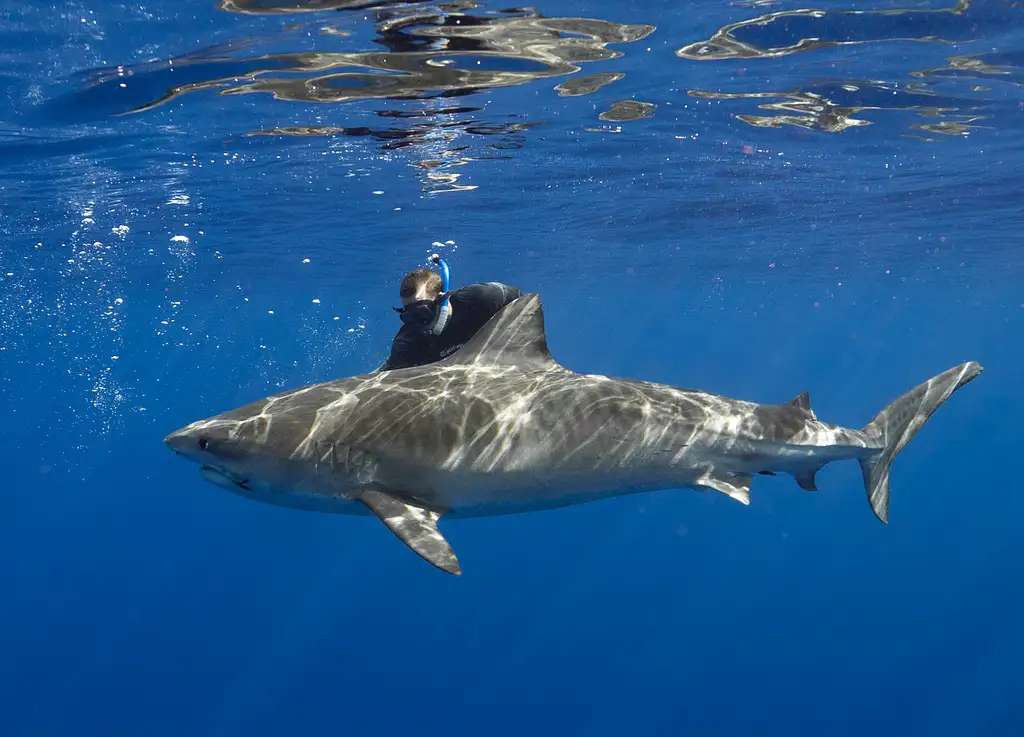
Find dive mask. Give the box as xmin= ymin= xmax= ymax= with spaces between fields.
xmin=392 ymin=254 xmax=452 ymax=332
xmin=393 ymin=294 xmax=447 ymax=328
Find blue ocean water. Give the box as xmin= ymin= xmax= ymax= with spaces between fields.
xmin=1 ymin=0 xmax=1022 ymax=734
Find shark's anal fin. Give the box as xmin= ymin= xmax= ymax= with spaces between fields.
xmin=794 ymin=467 xmax=821 ymax=491
xmin=359 ymin=487 xmax=461 ymax=576
xmin=696 ymin=471 xmax=753 ymax=505
xmin=759 ymin=467 xmax=818 ymax=491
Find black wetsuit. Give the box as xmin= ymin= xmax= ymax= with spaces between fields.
xmin=382 ymin=282 xmax=522 ymax=370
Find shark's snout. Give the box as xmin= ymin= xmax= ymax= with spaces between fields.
xmin=163 ymin=428 xmax=193 ymax=454
xmin=163 ymin=423 xmax=215 ymax=459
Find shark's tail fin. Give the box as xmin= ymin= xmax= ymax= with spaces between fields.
xmin=858 ymin=361 xmax=983 ymax=524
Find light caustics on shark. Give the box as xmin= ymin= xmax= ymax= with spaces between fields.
xmin=165 ymin=294 xmax=983 ymax=576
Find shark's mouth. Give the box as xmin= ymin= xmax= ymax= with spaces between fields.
xmin=199 ymin=465 xmax=252 ymax=492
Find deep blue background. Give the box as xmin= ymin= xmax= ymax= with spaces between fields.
xmin=1 ymin=1 xmax=1022 ymax=735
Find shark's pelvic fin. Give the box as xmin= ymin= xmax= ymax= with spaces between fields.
xmin=438 ymin=293 xmax=559 ymax=373
xmin=359 ymin=487 xmax=461 ymax=576
xmin=858 ymin=361 xmax=983 ymax=524
xmin=697 ymin=470 xmax=753 ymax=505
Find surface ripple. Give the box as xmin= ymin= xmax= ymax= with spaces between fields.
xmin=34 ymin=2 xmax=655 ymax=192
xmin=679 ymin=0 xmax=1023 ymax=139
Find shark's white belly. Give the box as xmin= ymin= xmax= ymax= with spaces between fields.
xmin=230 ymin=467 xmax=680 ymax=519
xmin=382 ymin=463 xmax=700 ymax=518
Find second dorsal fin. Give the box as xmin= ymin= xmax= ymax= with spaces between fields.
xmin=784 ymin=391 xmax=816 ymax=419
xmin=787 ymin=391 xmax=810 ymax=411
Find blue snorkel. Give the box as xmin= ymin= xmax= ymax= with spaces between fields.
xmin=431 ymin=253 xmax=451 ymax=312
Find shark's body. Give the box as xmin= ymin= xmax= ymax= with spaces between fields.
xmin=165 ymin=294 xmax=983 ymax=575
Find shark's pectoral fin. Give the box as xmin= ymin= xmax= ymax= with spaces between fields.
xmin=696 ymin=471 xmax=753 ymax=505
xmin=359 ymin=488 xmax=461 ymax=576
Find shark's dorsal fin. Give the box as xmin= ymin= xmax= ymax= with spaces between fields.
xmin=441 ymin=293 xmax=558 ymax=372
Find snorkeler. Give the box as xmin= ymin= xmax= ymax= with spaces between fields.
xmin=377 ymin=254 xmax=522 ymax=371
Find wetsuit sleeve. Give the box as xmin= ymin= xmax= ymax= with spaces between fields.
xmin=461 ymin=282 xmax=522 ymax=316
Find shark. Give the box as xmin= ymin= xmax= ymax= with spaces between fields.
xmin=164 ymin=293 xmax=982 ymax=576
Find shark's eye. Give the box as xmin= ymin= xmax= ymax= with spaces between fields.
xmin=198 ymin=437 xmax=210 ymax=451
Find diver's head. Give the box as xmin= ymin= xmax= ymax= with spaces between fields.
xmin=393 ymin=257 xmax=451 ymax=334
